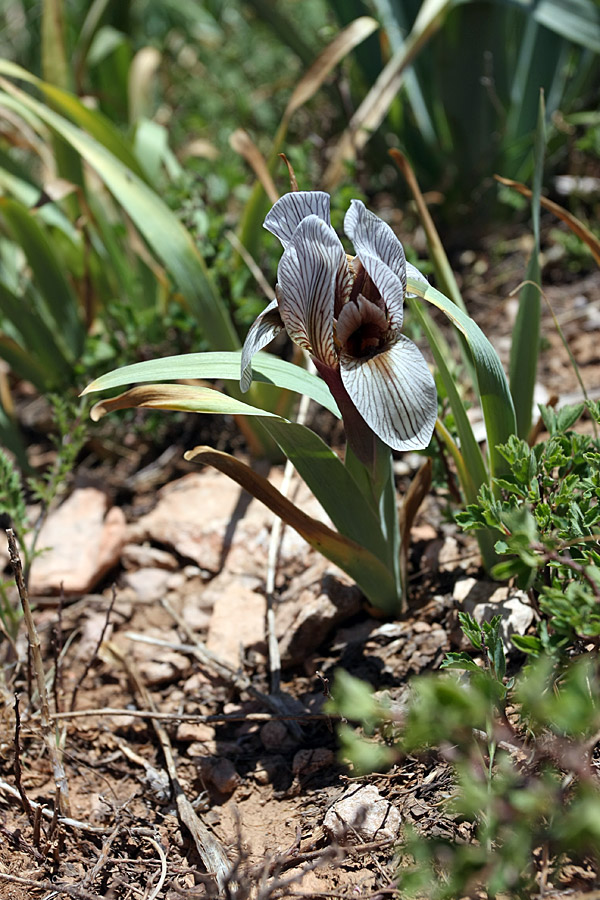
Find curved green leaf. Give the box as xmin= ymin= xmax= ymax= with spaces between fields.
xmin=88 ymin=383 xmax=284 ymax=421
xmin=0 ymin=197 xmax=84 ymax=361
xmin=256 ymin=417 xmax=387 ymax=562
xmin=81 ymin=350 xmax=341 ymax=418
xmin=409 ymin=277 xmax=516 ymax=479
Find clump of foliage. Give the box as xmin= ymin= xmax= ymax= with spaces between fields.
xmin=457 ymin=401 xmax=600 ymax=657
xmin=330 ymin=616 xmax=600 ymax=899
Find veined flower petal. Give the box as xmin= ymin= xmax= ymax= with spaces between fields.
xmin=339 ymin=336 xmax=437 ymax=450
xmin=406 ymin=261 xmax=429 ymax=298
xmin=277 ymin=215 xmax=348 ymax=367
xmin=240 ymin=298 xmax=284 ymax=392
xmin=344 ymin=199 xmax=407 ymax=329
xmin=264 ymin=191 xmax=330 ymax=248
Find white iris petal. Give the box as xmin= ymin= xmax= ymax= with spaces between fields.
xmin=276 ymin=215 xmax=347 ymax=368
xmin=240 ymin=298 xmax=284 ymax=392
xmin=264 ymin=191 xmax=331 ymax=248
xmin=339 ymin=336 xmax=437 ymax=451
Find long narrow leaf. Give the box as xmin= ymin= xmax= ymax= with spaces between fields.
xmin=256 ymin=418 xmax=387 ymax=562
xmin=0 ymin=69 xmax=240 ymax=353
xmin=0 ymin=197 xmax=84 ymax=360
xmin=509 ymin=92 xmax=545 ymax=438
xmin=185 ymin=445 xmax=401 ymax=613
xmin=81 ymin=350 xmax=341 ymax=418
xmin=408 ymin=278 xmax=516 ymax=480
xmin=88 ymin=383 xmax=283 ymax=421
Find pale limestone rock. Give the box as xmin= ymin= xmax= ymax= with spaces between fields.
xmin=205 ymin=572 xmax=266 ymax=667
xmin=453 ymin=578 xmax=534 ymax=651
xmin=121 ymin=543 xmax=178 ymax=571
xmin=29 ymin=489 xmax=126 ymax=595
xmin=324 ymin=785 xmax=401 ymax=844
xmin=123 ymin=567 xmax=171 ymax=603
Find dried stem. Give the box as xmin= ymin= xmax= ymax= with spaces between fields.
xmin=6 ymin=528 xmax=71 ymax=817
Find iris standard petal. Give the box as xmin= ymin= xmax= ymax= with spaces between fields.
xmin=277 ymin=215 xmax=349 ymax=367
xmin=405 ymin=261 xmax=429 ymax=298
xmin=240 ymin=298 xmax=285 ymax=392
xmin=264 ymin=191 xmax=331 ymax=248
xmin=339 ymin=336 xmax=437 ymax=451
xmin=344 ymin=199 xmax=407 ymax=330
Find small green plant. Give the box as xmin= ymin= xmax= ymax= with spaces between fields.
xmin=329 ymin=615 xmax=600 ymax=898
xmin=458 ymin=401 xmax=600 ymax=657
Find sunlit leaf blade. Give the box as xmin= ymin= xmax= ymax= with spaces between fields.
xmin=81 ymin=350 xmax=341 ymax=418
xmin=0 ymin=68 xmax=240 ymax=353
xmin=0 ymin=60 xmax=146 ymax=178
xmin=409 ymin=278 xmax=516 ymax=480
xmin=0 ymin=197 xmax=84 ymax=361
xmin=509 ymin=92 xmax=545 ymax=438
xmin=509 ymin=0 xmax=600 ymax=53
xmin=184 ymin=445 xmax=401 ymax=613
xmin=255 ymin=418 xmax=387 ymax=561
xmin=324 ymin=0 xmax=452 ymax=188
xmin=238 ymin=16 xmax=379 ymax=254
xmin=89 ymin=384 xmax=283 ymax=422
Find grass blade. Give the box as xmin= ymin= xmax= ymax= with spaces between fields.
xmin=508 ymin=91 xmax=545 ymax=438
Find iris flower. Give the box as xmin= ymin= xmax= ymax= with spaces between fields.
xmin=240 ymin=191 xmax=437 ymax=465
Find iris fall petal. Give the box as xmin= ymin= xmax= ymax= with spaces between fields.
xmin=339 ymin=336 xmax=437 ymax=451
xmin=240 ymin=298 xmax=284 ymax=392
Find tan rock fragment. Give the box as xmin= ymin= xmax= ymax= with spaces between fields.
xmin=323 ymin=784 xmax=401 ymax=844
xmin=29 ymin=488 xmax=126 ymax=595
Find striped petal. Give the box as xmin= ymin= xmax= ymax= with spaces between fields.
xmin=344 ymin=199 xmax=407 ymax=330
xmin=277 ymin=215 xmax=347 ymax=367
xmin=339 ymin=336 xmax=437 ymax=451
xmin=240 ymin=298 xmax=284 ymax=392
xmin=264 ymin=191 xmax=331 ymax=248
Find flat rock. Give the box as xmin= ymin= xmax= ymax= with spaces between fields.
xmin=205 ymin=572 xmax=266 ymax=667
xmin=128 ymin=470 xmax=331 ymax=577
xmin=121 ymin=543 xmax=178 ymax=571
xmin=123 ymin=567 xmax=171 ymax=603
xmin=324 ymin=784 xmax=401 ymax=845
xmin=276 ymin=568 xmax=362 ymax=666
xmin=453 ymin=578 xmax=534 ymax=651
xmin=29 ymin=488 xmax=127 ymax=595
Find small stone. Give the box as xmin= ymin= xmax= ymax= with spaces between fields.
xmin=29 ymin=489 xmax=127 ymax=595
xmin=260 ymin=719 xmax=295 ymax=751
xmin=176 ymin=722 xmax=215 ymax=744
xmin=138 ymin=653 xmax=190 ymax=686
xmin=121 ymin=543 xmax=178 ymax=571
xmin=323 ymin=785 xmax=401 ymax=845
xmin=206 ymin=574 xmax=266 ymax=667
xmin=276 ymin=571 xmax=362 ymax=666
xmin=196 ymin=757 xmax=241 ymax=794
xmin=292 ymin=748 xmax=335 ymax=778
xmin=123 ymin=567 xmax=171 ymax=603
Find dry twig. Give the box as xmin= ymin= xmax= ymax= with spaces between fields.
xmin=6 ymin=528 xmax=71 ymax=818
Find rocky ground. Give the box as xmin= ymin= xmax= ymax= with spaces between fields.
xmin=0 ymin=253 xmax=599 ymax=899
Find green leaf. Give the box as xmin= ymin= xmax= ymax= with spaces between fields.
xmin=440 ymin=652 xmax=483 ymax=673
xmin=0 ymin=67 xmax=240 ymax=353
xmin=409 ymin=278 xmax=516 ymax=480
xmin=256 ymin=418 xmax=387 ymax=562
xmin=184 ymin=445 xmax=401 ymax=613
xmin=81 ymin=350 xmax=341 ymax=418
xmin=509 ymin=91 xmax=545 ymax=438
xmin=0 ymin=197 xmax=84 ymax=361
xmin=88 ymin=383 xmax=284 ymax=421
